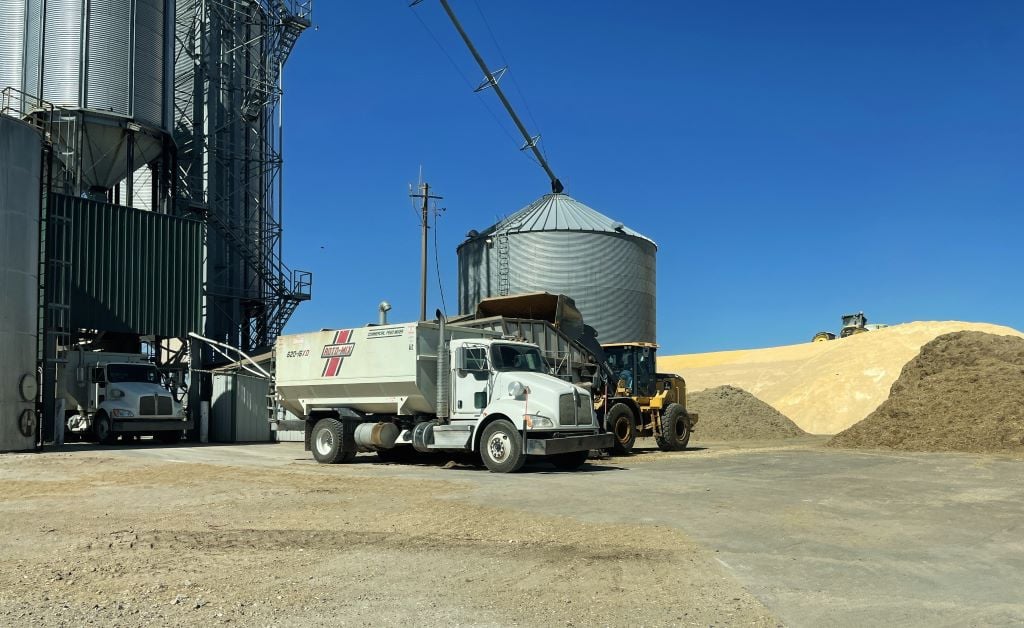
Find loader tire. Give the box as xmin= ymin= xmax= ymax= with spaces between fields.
xmin=312 ymin=418 xmax=356 ymax=464
xmin=655 ymin=403 xmax=691 ymax=451
xmin=607 ymin=403 xmax=636 ymax=454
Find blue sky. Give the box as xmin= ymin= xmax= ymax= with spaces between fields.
xmin=280 ymin=1 xmax=1023 ymax=354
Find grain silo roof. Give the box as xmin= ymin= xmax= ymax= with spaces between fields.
xmin=478 ymin=193 xmax=657 ymax=248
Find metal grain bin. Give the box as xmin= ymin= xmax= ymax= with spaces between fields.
xmin=0 ymin=0 xmax=174 ymax=193
xmin=1 ymin=0 xmax=175 ymax=131
xmin=0 ymin=116 xmax=41 ymax=452
xmin=457 ymin=193 xmax=657 ymax=345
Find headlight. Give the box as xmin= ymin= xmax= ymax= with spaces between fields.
xmin=111 ymin=409 xmax=134 ymax=418
xmin=108 ymin=388 xmax=124 ymax=399
xmin=524 ymin=414 xmax=554 ymax=429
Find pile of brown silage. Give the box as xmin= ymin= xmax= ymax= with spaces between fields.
xmin=829 ymin=331 xmax=1024 ymax=453
xmin=686 ymin=385 xmax=807 ymax=441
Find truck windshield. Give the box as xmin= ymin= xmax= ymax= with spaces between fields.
xmin=490 ymin=344 xmax=545 ymax=373
xmin=107 ymin=364 xmax=161 ymax=384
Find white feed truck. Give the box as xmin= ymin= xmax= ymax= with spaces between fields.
xmin=63 ymin=350 xmax=190 ymax=444
xmin=274 ymin=314 xmax=613 ymax=472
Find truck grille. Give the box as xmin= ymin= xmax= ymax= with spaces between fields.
xmin=139 ymin=395 xmax=173 ymax=416
xmin=558 ymin=392 xmax=592 ymax=426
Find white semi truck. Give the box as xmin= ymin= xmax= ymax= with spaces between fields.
xmin=274 ymin=316 xmax=613 ymax=472
xmin=63 ymin=351 xmax=190 ymax=444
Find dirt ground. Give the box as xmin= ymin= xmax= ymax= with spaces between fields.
xmin=0 ymin=446 xmax=776 ymax=627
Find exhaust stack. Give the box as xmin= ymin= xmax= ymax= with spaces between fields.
xmin=435 ymin=309 xmax=449 ymax=421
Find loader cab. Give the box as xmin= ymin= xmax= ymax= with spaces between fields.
xmin=603 ymin=343 xmax=658 ymax=398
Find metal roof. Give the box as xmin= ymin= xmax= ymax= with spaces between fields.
xmin=473 ymin=193 xmax=657 ymax=248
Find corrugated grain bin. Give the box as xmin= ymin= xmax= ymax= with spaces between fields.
xmin=0 ymin=0 xmax=173 ymax=131
xmin=458 ymin=193 xmax=657 ymax=344
xmin=0 ymin=116 xmax=41 ymax=452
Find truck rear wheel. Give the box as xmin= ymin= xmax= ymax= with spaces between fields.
xmin=93 ymin=412 xmax=115 ymax=445
xmin=550 ymin=449 xmax=589 ymax=471
xmin=607 ymin=403 xmax=636 ymax=454
xmin=312 ymin=418 xmax=357 ymax=464
xmin=655 ymin=403 xmax=691 ymax=451
xmin=480 ymin=419 xmax=526 ymax=473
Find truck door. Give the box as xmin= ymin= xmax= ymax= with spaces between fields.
xmin=452 ymin=345 xmax=490 ymax=419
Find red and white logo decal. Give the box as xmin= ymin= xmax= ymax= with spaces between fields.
xmin=321 ymin=329 xmax=354 ymax=377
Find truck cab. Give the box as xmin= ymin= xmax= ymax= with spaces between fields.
xmin=65 ymin=354 xmax=191 ymax=444
xmin=448 ymin=338 xmax=606 ymax=471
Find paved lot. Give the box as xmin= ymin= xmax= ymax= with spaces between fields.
xmin=35 ymin=439 xmax=1024 ymax=626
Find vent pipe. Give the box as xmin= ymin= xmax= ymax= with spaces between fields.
xmin=435 ymin=309 xmax=449 ymax=421
xmin=378 ymin=300 xmax=392 ymax=325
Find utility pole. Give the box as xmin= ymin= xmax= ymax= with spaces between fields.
xmin=410 ymin=181 xmax=443 ymax=320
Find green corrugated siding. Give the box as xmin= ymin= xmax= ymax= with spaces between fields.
xmin=58 ymin=194 xmax=203 ymax=337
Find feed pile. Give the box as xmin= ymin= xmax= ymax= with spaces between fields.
xmin=688 ymin=385 xmax=807 ymax=441
xmin=661 ymin=321 xmax=1024 ymax=434
xmin=829 ymin=332 xmax=1024 ymax=453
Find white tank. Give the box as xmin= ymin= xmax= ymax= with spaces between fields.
xmin=0 ymin=116 xmax=41 ymax=452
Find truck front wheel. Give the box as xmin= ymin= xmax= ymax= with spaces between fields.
xmin=312 ymin=418 xmax=357 ymax=464
xmin=480 ymin=419 xmax=526 ymax=473
xmin=93 ymin=412 xmax=115 ymax=445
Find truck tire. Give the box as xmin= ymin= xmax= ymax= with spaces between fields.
xmin=312 ymin=418 xmax=357 ymax=464
xmin=606 ymin=403 xmax=636 ymax=454
xmin=655 ymin=403 xmax=691 ymax=451
xmin=550 ymin=449 xmax=589 ymax=471
xmin=156 ymin=430 xmax=181 ymax=445
xmin=479 ymin=419 xmax=526 ymax=473
xmin=93 ymin=412 xmax=115 ymax=445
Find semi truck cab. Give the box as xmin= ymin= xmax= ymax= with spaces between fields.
xmin=65 ymin=356 xmax=191 ymax=444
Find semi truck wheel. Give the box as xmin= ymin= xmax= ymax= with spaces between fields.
xmin=550 ymin=449 xmax=589 ymax=471
xmin=312 ymin=418 xmax=357 ymax=464
xmin=655 ymin=403 xmax=691 ymax=451
xmin=480 ymin=419 xmax=526 ymax=473
xmin=607 ymin=403 xmax=636 ymax=454
xmin=93 ymin=412 xmax=115 ymax=445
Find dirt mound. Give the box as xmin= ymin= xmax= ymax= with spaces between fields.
xmin=688 ymin=385 xmax=807 ymax=441
xmin=661 ymin=321 xmax=1024 ymax=434
xmin=829 ymin=332 xmax=1024 ymax=453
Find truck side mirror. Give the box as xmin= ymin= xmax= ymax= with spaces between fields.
xmin=91 ymin=367 xmax=105 ymax=384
